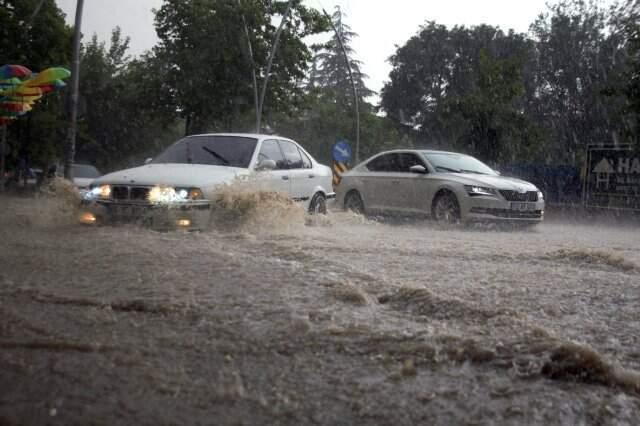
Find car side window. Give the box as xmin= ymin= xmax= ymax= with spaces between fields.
xmin=298 ymin=147 xmax=312 ymax=169
xmin=258 ymin=139 xmax=286 ymax=170
xmin=366 ymin=154 xmax=392 ymax=172
xmin=398 ymin=153 xmax=427 ymax=172
xmin=386 ymin=154 xmax=405 ymax=172
xmin=278 ymin=140 xmax=304 ymax=169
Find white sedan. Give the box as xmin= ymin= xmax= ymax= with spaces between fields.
xmin=336 ymin=149 xmax=544 ymax=225
xmin=81 ymin=133 xmax=334 ymax=229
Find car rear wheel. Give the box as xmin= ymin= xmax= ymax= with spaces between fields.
xmin=432 ymin=192 xmax=461 ymax=225
xmin=344 ymin=190 xmax=365 ymax=214
xmin=309 ymin=192 xmax=327 ymax=215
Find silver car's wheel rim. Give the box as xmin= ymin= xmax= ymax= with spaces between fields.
xmin=434 ymin=195 xmax=459 ymax=223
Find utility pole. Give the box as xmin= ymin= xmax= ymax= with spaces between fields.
xmin=323 ymin=8 xmax=360 ymax=163
xmin=257 ymin=0 xmax=293 ymax=134
xmin=64 ymin=0 xmax=84 ymax=180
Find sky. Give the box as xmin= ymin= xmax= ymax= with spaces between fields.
xmin=54 ymin=0 xmax=601 ymax=97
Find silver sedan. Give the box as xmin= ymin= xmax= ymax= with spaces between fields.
xmin=335 ymin=149 xmax=544 ymax=225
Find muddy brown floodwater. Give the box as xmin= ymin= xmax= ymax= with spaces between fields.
xmin=1 ymin=190 xmax=639 ymax=425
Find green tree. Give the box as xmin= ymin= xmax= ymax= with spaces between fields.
xmin=615 ymin=0 xmax=640 ymax=147
xmin=76 ymin=28 xmax=181 ymax=171
xmin=0 ymin=0 xmax=72 ymax=171
xmin=0 ymin=0 xmax=71 ymax=70
xmin=275 ymin=6 xmax=402 ymax=165
xmin=529 ymin=0 xmax=629 ymax=165
xmin=153 ymin=0 xmax=328 ymax=135
xmin=381 ymin=23 xmax=537 ymax=163
xmin=311 ymin=6 xmax=374 ymax=107
xmin=273 ymin=94 xmax=408 ymax=166
xmin=453 ymin=49 xmax=530 ymax=162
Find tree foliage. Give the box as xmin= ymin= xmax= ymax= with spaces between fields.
xmin=528 ymin=0 xmax=629 ymax=164
xmin=616 ymin=0 xmax=640 ymax=146
xmin=4 ymin=0 xmax=639 ymax=177
xmin=381 ymin=23 xmax=535 ymax=163
xmin=0 ymin=0 xmax=72 ymax=171
xmin=76 ymin=28 xmax=181 ymax=171
xmin=275 ymin=5 xmax=398 ymax=165
xmin=310 ymin=6 xmax=374 ymax=106
xmin=153 ymin=0 xmax=329 ymax=134
xmin=381 ymin=0 xmax=639 ymax=167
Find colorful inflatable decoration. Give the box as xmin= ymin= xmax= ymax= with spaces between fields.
xmin=0 ymin=64 xmax=71 ymax=126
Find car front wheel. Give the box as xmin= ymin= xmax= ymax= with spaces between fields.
xmin=432 ymin=192 xmax=461 ymax=225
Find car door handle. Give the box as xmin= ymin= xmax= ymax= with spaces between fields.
xmin=391 ymin=180 xmax=400 ymax=184
xmin=308 ymin=174 xmax=315 ymax=178
xmin=281 ymin=175 xmax=289 ymax=180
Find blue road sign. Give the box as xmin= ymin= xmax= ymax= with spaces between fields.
xmin=333 ymin=140 xmax=352 ymax=163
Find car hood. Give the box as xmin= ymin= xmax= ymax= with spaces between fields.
xmin=437 ymin=173 xmax=538 ymax=191
xmin=92 ymin=164 xmax=249 ymax=188
xmin=73 ymin=177 xmax=95 ymax=188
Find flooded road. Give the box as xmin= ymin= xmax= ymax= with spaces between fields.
xmin=1 ymin=193 xmax=639 ymax=425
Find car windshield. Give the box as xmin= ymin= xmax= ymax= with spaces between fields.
xmin=422 ymin=152 xmax=497 ymax=175
xmin=72 ymin=164 xmax=101 ymax=178
xmin=152 ymin=135 xmax=258 ymax=168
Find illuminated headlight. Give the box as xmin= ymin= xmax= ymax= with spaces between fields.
xmin=148 ymin=186 xmax=204 ymax=203
xmin=84 ymin=184 xmax=111 ymax=200
xmin=148 ymin=186 xmax=178 ymax=203
xmin=464 ymin=185 xmax=496 ymax=196
xmin=176 ymin=187 xmax=204 ymax=200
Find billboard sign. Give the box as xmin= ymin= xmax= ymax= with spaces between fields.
xmin=584 ymin=145 xmax=640 ymax=211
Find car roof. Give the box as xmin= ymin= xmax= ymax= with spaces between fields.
xmin=186 ymin=133 xmax=291 ymax=141
xmin=373 ymin=149 xmax=467 ymax=156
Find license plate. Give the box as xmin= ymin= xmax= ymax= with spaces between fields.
xmin=110 ymin=204 xmax=147 ymax=219
xmin=510 ymin=202 xmax=534 ymax=211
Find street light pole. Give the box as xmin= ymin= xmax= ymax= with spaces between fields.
xmin=240 ymin=16 xmax=259 ymax=133
xmin=257 ymin=0 xmax=293 ymax=134
xmin=322 ymin=8 xmax=360 ymax=163
xmin=237 ymin=0 xmax=260 ymax=133
xmin=64 ymin=0 xmax=84 ymax=180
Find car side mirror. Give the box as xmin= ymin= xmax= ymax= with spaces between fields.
xmin=409 ymin=165 xmax=427 ymax=174
xmin=256 ymin=159 xmax=276 ymax=171
xmin=144 ymin=158 xmax=153 ymax=165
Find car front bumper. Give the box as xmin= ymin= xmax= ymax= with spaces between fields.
xmin=79 ymin=199 xmax=211 ymax=230
xmin=463 ymin=196 xmax=545 ymax=223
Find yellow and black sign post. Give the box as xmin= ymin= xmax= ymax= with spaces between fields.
xmin=332 ymin=161 xmax=348 ymax=188
xmin=331 ymin=140 xmax=352 ymax=189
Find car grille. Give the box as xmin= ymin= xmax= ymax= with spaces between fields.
xmin=131 ymin=187 xmax=150 ymax=201
xmin=111 ymin=185 xmax=150 ymax=201
xmin=499 ymin=190 xmax=538 ymax=202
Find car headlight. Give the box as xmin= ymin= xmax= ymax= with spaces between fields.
xmin=148 ymin=186 xmax=204 ymax=203
xmin=537 ymin=190 xmax=544 ymax=200
xmin=148 ymin=186 xmax=178 ymax=203
xmin=176 ymin=187 xmax=204 ymax=200
xmin=84 ymin=184 xmax=111 ymax=200
xmin=464 ymin=185 xmax=496 ymax=196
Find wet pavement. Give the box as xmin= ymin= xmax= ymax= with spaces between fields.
xmin=1 ymin=194 xmax=639 ymax=425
